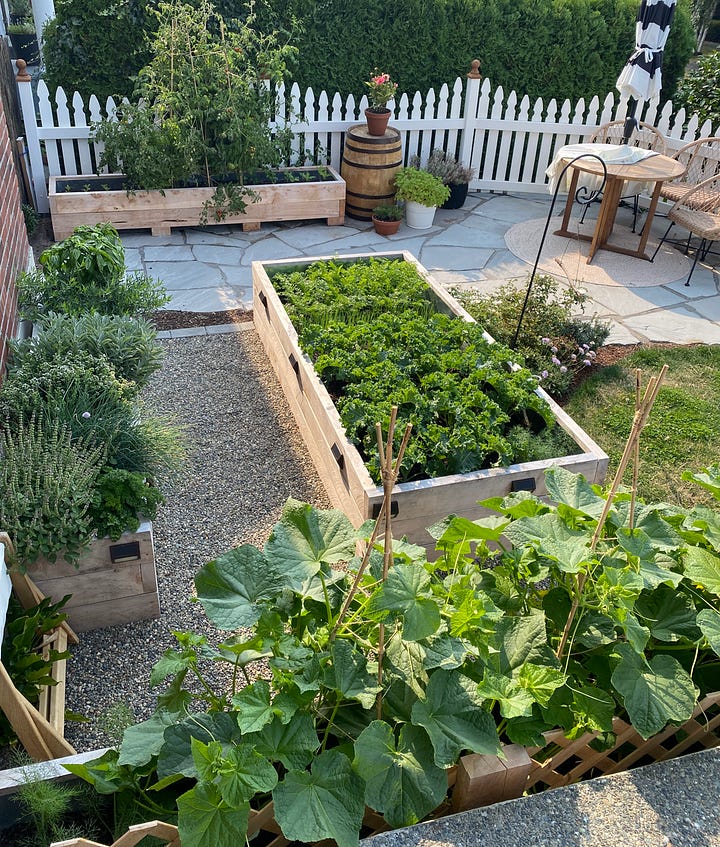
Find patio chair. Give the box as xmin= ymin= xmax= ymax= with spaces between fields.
xmin=660 ymin=136 xmax=720 ymax=206
xmin=580 ymin=119 xmax=667 ymax=231
xmin=651 ymin=173 xmax=720 ymax=286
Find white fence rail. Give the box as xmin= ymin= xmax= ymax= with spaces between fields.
xmin=14 ymin=62 xmax=718 ymax=214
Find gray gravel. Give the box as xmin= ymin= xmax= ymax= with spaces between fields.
xmin=365 ymin=748 xmax=720 ymax=847
xmin=62 ymin=327 xmax=330 ymax=751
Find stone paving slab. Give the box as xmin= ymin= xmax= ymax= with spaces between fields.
xmin=119 ymin=191 xmax=720 ymax=344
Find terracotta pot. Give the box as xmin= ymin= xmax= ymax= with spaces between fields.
xmin=365 ymin=108 xmax=391 ymax=137
xmin=371 ymin=215 xmax=402 ymax=235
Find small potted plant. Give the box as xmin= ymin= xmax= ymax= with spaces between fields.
xmin=364 ymin=69 xmax=398 ymax=136
xmin=410 ymin=149 xmax=476 ymax=209
xmin=393 ymin=167 xmax=450 ymax=228
xmin=7 ymin=14 xmax=39 ymax=64
xmin=371 ymin=203 xmax=403 ymax=235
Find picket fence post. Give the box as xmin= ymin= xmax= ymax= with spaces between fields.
xmin=14 ymin=60 xmax=49 ymax=213
xmin=458 ymin=59 xmax=482 ymax=175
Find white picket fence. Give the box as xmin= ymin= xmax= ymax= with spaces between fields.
xmin=14 ymin=63 xmax=719 ymax=214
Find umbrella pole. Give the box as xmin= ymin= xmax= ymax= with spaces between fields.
xmin=622 ymin=98 xmax=638 ymax=145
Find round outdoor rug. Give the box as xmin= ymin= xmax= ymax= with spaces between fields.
xmin=504 ymin=215 xmax=690 ymax=287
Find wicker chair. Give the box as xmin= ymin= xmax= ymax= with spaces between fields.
xmin=660 ymin=136 xmax=720 ymax=206
xmin=651 ymin=174 xmax=720 ymax=286
xmin=580 ymin=120 xmax=667 ymax=231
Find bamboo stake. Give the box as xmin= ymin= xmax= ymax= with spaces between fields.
xmin=556 ymin=365 xmax=668 ymax=660
xmin=376 ymin=411 xmax=413 ymax=719
xmin=329 ymin=411 xmax=412 ymax=642
xmin=629 ymin=369 xmax=641 ymax=530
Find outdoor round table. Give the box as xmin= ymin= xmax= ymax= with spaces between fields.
xmin=554 ymin=153 xmax=686 ymax=262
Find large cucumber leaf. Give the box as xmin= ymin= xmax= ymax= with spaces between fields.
xmin=697 ymin=607 xmax=720 ymax=653
xmin=250 ymin=712 xmax=319 ymax=770
xmin=684 ymin=546 xmax=720 ymax=595
xmin=504 ymin=513 xmax=590 ymax=573
xmin=353 ymin=721 xmax=446 ymax=828
xmin=411 ymin=669 xmax=501 ymax=767
xmin=544 ymin=466 xmax=606 ymax=518
xmin=195 ymin=545 xmax=285 ymax=630
xmin=322 ymin=639 xmax=381 ymax=709
xmin=273 ymin=749 xmax=364 ymax=847
xmin=611 ymin=643 xmax=697 ymax=739
xmin=264 ymin=499 xmax=357 ymax=590
xmin=157 ymin=712 xmax=242 ymax=778
xmin=177 ymin=783 xmax=249 ymax=847
xmin=374 ymin=562 xmax=441 ymax=641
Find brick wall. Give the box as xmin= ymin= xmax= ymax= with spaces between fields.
xmin=0 ymin=92 xmax=30 ymax=375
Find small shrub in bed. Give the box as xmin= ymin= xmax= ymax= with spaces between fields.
xmin=454 ymin=274 xmax=610 ymax=397
xmin=16 ymin=223 xmax=169 ymax=323
xmin=9 ymin=312 xmax=164 ymax=389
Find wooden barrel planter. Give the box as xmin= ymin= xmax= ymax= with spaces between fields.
xmin=341 ymin=124 xmax=403 ymax=220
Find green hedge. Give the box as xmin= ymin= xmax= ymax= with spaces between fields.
xmin=42 ymin=0 xmax=695 ymax=107
xmin=42 ymin=0 xmax=155 ymax=101
xmin=250 ymin=0 xmax=694 ymax=104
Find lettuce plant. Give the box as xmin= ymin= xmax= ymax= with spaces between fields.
xmin=69 ymin=467 xmax=720 ymax=847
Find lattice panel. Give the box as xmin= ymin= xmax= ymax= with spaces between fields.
xmin=525 ymin=691 xmax=720 ymax=791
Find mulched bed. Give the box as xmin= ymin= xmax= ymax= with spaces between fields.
xmin=150 ymin=308 xmax=254 ymax=330
xmin=593 ymin=341 xmax=685 ymax=368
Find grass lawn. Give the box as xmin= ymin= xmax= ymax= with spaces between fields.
xmin=564 ymin=344 xmax=720 ymax=507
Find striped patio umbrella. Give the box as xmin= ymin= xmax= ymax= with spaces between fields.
xmin=616 ymin=0 xmax=677 ymax=140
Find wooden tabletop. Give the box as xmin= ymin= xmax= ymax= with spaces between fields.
xmin=565 ymin=152 xmax=685 ymax=182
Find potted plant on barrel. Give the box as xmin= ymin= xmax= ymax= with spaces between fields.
xmin=394 ymin=166 xmax=450 ymax=228
xmin=371 ymin=203 xmax=403 ymax=235
xmin=410 ymin=149 xmax=476 ymax=209
xmin=364 ymin=69 xmax=398 ymax=136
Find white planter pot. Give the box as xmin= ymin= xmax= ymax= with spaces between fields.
xmin=405 ymin=200 xmax=437 ymax=229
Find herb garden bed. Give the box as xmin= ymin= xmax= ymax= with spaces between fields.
xmin=252 ymin=251 xmax=608 ymax=546
xmin=48 ymin=167 xmax=346 ymax=239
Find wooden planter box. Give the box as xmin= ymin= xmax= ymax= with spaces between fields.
xmin=26 ymin=522 xmax=159 ymax=632
xmin=252 ymin=251 xmax=609 ymax=547
xmin=48 ymin=167 xmax=346 ymax=239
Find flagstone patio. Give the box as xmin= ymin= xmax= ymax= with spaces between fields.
xmin=120 ymin=191 xmax=720 ymax=346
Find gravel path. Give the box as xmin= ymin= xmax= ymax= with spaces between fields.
xmin=62 ymin=327 xmax=330 ymax=752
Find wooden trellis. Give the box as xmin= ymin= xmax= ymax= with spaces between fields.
xmin=526 ymin=691 xmax=720 ymax=790
xmin=0 ymin=532 xmax=77 ymax=762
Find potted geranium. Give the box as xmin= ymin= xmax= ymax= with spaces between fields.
xmin=394 ymin=167 xmax=451 ymax=228
xmin=371 ymin=203 xmax=403 ymax=235
xmin=364 ymin=69 xmax=398 ymax=136
xmin=410 ymin=149 xmax=476 ymax=209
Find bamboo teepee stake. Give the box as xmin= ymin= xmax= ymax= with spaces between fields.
xmin=329 ymin=410 xmax=412 ymax=643
xmin=556 ymin=365 xmax=668 ymax=660
xmin=629 ymin=369 xmax=642 ymax=530
xmin=376 ymin=410 xmax=413 ymax=718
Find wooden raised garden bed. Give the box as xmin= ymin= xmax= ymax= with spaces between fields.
xmin=26 ymin=521 xmax=158 ymax=632
xmin=252 ymin=251 xmax=609 ymax=546
xmin=48 ymin=167 xmax=346 ymax=239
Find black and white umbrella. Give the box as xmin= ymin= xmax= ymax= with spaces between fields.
xmin=616 ymin=0 xmax=677 ymax=141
